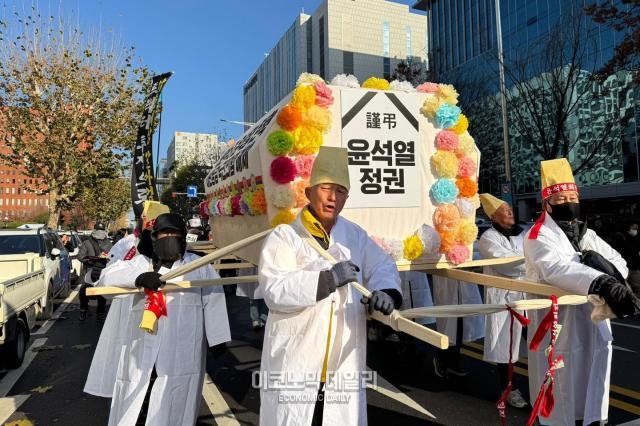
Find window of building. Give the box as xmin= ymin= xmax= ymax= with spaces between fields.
xmin=306 ymin=19 xmax=313 ymax=73
xmin=11 ymin=188 xmax=15 ymax=194
xmin=383 ymin=21 xmax=391 ymax=78
xmin=383 ymin=57 xmax=391 ymax=80
xmin=319 ymin=16 xmax=325 ymax=79
xmin=406 ymin=26 xmax=412 ymax=59
xmin=11 ymin=178 xmax=15 ymax=184
xmin=17 ymin=188 xmax=20 ymax=195
xmin=11 ymin=199 xmax=14 ymax=206
xmin=343 ymin=51 xmax=354 ymax=75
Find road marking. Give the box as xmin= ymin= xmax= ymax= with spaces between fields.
xmin=0 ymin=337 xmax=47 ymax=397
xmin=201 ymin=373 xmax=240 ymax=426
xmin=611 ymin=398 xmax=640 ymax=416
xmin=613 ymin=345 xmax=636 ymax=353
xmin=612 ymin=385 xmax=640 ymax=401
xmin=0 ymin=394 xmax=29 ymax=423
xmin=612 ymin=321 xmax=640 ymax=330
xmin=617 ymin=418 xmax=640 ymax=425
xmin=32 ymin=285 xmax=80 ymax=336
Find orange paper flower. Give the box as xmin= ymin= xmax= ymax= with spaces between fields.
xmin=277 ymin=105 xmax=302 ymax=131
xmin=456 ymin=177 xmax=478 ymax=198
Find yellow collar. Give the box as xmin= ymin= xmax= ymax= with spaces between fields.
xmin=301 ymin=207 xmax=330 ymax=247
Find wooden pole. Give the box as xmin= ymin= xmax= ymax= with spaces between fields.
xmin=87 ymin=276 xmax=259 ymax=296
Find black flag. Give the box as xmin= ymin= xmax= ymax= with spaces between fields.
xmin=131 ymin=72 xmax=172 ymax=218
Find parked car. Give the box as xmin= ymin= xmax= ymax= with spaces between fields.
xmin=0 ymin=228 xmax=71 ymax=319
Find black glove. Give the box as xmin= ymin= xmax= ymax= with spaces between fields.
xmin=90 ymin=268 xmax=102 ymax=282
xmin=135 ymin=272 xmax=163 ymax=292
xmin=361 ymin=290 xmax=395 ymax=315
xmin=581 ymin=250 xmax=626 ymax=285
xmin=316 ymin=261 xmax=360 ymax=302
xmin=589 ymin=274 xmax=640 ymax=318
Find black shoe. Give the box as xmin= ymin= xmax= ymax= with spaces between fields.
xmin=446 ymin=364 xmax=470 ymax=377
xmin=79 ymin=310 xmax=87 ymax=321
xmin=96 ymin=312 xmax=106 ymax=322
xmin=433 ymin=356 xmax=448 ymax=378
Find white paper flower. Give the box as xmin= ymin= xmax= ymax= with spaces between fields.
xmin=270 ymin=185 xmax=296 ymax=209
xmin=381 ymin=237 xmax=404 ymax=261
xmin=297 ymin=73 xmax=325 ymax=86
xmin=330 ymin=73 xmax=360 ymax=88
xmin=417 ymin=224 xmax=441 ymax=255
xmin=456 ymin=197 xmax=477 ymax=218
xmin=390 ymin=80 xmax=416 ymax=92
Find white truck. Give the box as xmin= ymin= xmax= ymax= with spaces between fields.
xmin=0 ymin=228 xmax=72 ymax=368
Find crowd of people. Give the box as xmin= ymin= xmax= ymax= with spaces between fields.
xmin=77 ymin=148 xmax=640 ymax=426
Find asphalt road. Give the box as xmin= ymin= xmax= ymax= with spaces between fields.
xmin=2 ymin=285 xmax=640 ymax=425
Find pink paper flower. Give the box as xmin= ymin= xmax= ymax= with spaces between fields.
xmin=435 ymin=130 xmax=459 ymax=151
xmin=416 ymin=82 xmax=440 ymax=94
xmin=314 ymin=82 xmax=334 ymax=107
xmin=458 ymin=156 xmax=477 ymax=178
xmin=295 ymin=155 xmax=315 ymax=179
xmin=446 ymin=244 xmax=470 ymax=265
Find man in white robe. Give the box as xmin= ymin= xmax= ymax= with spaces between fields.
xmin=97 ymin=213 xmax=230 ymax=426
xmin=478 ymin=193 xmax=528 ymax=408
xmin=525 ymin=158 xmax=639 ymax=425
xmin=259 ymin=147 xmax=401 ymax=426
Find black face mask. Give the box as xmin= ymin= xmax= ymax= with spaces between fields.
xmin=548 ymin=202 xmax=581 ymax=222
xmin=152 ymin=236 xmax=186 ymax=263
xmin=492 ymin=222 xmax=523 ymax=238
xmin=137 ymin=230 xmax=154 ymax=258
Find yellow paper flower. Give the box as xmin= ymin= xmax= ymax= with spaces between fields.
xmin=455 ymin=133 xmax=476 ymax=157
xmin=431 ymin=150 xmax=459 ymax=178
xmin=403 ymin=235 xmax=424 ymax=260
xmin=270 ymin=209 xmax=296 ymax=227
xmin=420 ymin=96 xmax=443 ymax=118
xmin=438 ymin=84 xmax=459 ymax=104
xmin=362 ymin=77 xmax=390 ymax=90
xmin=296 ymin=72 xmax=325 ymax=86
xmin=303 ymin=105 xmax=332 ymax=133
xmin=293 ymin=125 xmax=323 ymax=155
xmin=456 ymin=220 xmax=479 ymax=245
xmin=451 ymin=114 xmax=469 ymax=135
xmin=291 ymin=85 xmax=316 ymax=111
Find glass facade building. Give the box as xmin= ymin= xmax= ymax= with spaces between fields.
xmin=414 ymin=0 xmax=640 ymax=222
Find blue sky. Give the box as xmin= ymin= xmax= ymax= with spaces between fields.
xmin=7 ymin=0 xmax=420 ymax=167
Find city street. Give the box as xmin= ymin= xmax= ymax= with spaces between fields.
xmin=2 ymin=285 xmax=640 ymax=425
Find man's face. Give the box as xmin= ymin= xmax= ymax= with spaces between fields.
xmin=305 ymin=183 xmax=349 ymax=224
xmin=492 ymin=203 xmax=515 ymax=228
xmin=545 ymin=191 xmax=579 ymax=212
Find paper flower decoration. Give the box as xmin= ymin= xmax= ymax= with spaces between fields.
xmin=291 ymin=85 xmax=316 ymax=111
xmin=417 ymin=224 xmax=441 ymax=255
xmin=362 ymin=76 xmax=390 ymax=90
xmin=458 ymin=156 xmax=476 ymax=178
xmin=456 ymin=134 xmax=476 ymax=158
xmin=231 ymin=195 xmax=242 ymax=216
xmin=371 ymin=235 xmax=391 ymax=253
xmin=439 ymin=230 xmax=457 ymax=253
xmin=277 ymin=105 xmax=302 ymax=131
xmin=403 ymin=235 xmax=424 ymax=261
xmin=447 ymin=244 xmax=470 ymax=265
xmin=294 ymin=179 xmax=310 ymax=208
xmin=250 ymin=188 xmax=268 ymax=215
xmin=295 ymin=155 xmax=315 ymax=179
xmin=451 ymin=114 xmax=469 ymax=135
xmin=303 ymin=105 xmax=332 ymax=133
xmin=389 ymin=80 xmax=415 ymax=92
xmin=431 ymin=150 xmax=459 ymax=178
xmin=435 ymin=103 xmax=462 ymax=129
xmin=330 ymin=73 xmax=360 ymax=88
xmin=431 ymin=179 xmax=459 ymax=204
xmin=435 ymin=130 xmax=459 ymax=151
xmin=293 ymin=125 xmax=323 ymax=155
xmin=456 ymin=221 xmax=479 ymax=245
xmin=224 ymin=198 xmax=233 ymax=216
xmin=416 ymin=82 xmax=440 ymax=94
xmin=270 ymin=184 xmax=296 ymax=209
xmin=455 ymin=197 xmax=477 ymax=218
xmin=456 ymin=177 xmax=478 ymax=198
xmin=267 ymin=130 xmax=294 ymax=156
xmin=239 ymin=198 xmax=250 ymax=215
xmin=270 ymin=157 xmax=297 ymax=184
xmin=438 ymin=84 xmax=459 ymax=104
xmin=420 ymin=96 xmax=443 ymax=118
xmin=382 ymin=237 xmax=404 ymax=261
xmin=314 ymin=82 xmax=334 ymax=107
xmin=297 ymin=73 xmax=325 ymax=86
xmin=271 ymin=209 xmax=296 ymax=227
xmin=434 ymin=204 xmax=461 ymax=233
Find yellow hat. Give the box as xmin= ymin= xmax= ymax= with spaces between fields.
xmin=479 ymin=193 xmax=506 ymax=218
xmin=142 ymin=201 xmax=170 ymax=225
xmin=540 ymin=158 xmax=577 ymax=200
xmin=310 ymin=146 xmax=350 ymax=191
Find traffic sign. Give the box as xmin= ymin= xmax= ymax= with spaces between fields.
xmin=187 ymin=185 xmax=198 ymax=198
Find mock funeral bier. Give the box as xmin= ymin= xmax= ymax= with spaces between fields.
xmin=204 ymin=74 xmax=481 ymax=266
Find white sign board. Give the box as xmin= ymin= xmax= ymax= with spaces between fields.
xmin=341 ymin=90 xmax=421 ymax=208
